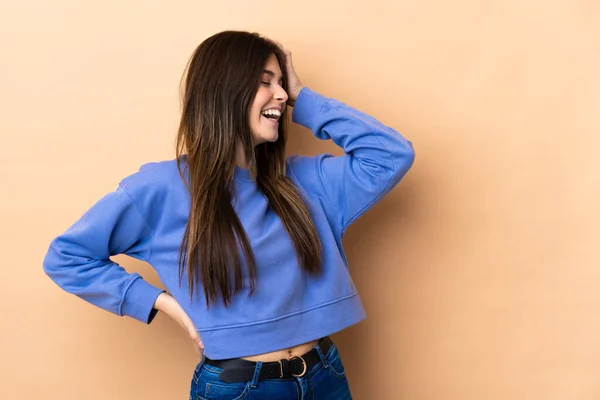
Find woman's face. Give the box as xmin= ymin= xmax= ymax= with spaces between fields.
xmin=248 ymin=53 xmax=288 ymax=146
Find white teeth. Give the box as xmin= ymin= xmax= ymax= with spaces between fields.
xmin=261 ymin=109 xmax=281 ymax=118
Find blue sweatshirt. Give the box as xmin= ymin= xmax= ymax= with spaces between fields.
xmin=43 ymin=87 xmax=415 ymax=359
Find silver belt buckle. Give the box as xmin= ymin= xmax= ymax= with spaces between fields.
xmin=289 ymin=355 xmax=307 ymax=377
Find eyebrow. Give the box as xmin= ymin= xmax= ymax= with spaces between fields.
xmin=263 ymin=69 xmax=283 ymax=83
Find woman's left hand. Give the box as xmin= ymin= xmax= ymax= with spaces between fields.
xmin=268 ymin=38 xmax=304 ymax=106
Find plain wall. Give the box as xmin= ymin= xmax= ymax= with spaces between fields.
xmin=1 ymin=0 xmax=599 ymax=399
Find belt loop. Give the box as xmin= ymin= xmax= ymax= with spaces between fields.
xmin=195 ymin=355 xmax=206 ymax=374
xmin=314 ymin=340 xmax=330 ymax=368
xmin=250 ymin=361 xmax=262 ymax=389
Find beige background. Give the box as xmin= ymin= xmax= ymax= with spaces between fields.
xmin=1 ymin=0 xmax=599 ymax=399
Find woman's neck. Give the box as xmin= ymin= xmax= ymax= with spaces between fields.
xmin=236 ymin=142 xmax=256 ymax=169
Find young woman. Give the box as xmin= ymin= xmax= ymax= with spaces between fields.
xmin=43 ymin=31 xmax=415 ymax=399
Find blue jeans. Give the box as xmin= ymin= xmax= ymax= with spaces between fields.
xmin=189 ymin=341 xmax=352 ymax=399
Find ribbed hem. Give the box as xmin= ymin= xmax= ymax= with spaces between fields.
xmin=120 ymin=277 xmax=165 ymax=324
xmin=199 ymin=292 xmax=366 ymax=359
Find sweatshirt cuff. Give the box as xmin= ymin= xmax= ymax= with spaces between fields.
xmin=121 ymin=277 xmax=165 ymax=324
xmin=292 ymin=87 xmax=330 ymax=133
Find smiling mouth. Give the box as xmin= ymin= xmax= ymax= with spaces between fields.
xmin=261 ymin=108 xmax=282 ymax=122
xmin=262 ymin=115 xmax=279 ymax=124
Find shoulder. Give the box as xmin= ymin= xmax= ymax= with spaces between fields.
xmin=286 ymin=154 xmax=318 ymax=180
xmin=286 ymin=153 xmax=337 ymax=178
xmin=286 ymin=153 xmax=335 ymax=194
xmin=118 ymin=157 xmax=186 ymax=201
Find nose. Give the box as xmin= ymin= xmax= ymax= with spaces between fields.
xmin=274 ymin=86 xmax=288 ymax=103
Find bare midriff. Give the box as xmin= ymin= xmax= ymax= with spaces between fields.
xmin=240 ymin=339 xmax=320 ymax=362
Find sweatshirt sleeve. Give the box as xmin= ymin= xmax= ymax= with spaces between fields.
xmin=289 ymin=87 xmax=415 ymax=233
xmin=42 ymin=184 xmax=165 ymax=324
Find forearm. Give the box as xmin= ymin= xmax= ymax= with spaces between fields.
xmin=153 ymin=291 xmax=175 ymax=313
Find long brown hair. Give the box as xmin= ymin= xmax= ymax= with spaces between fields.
xmin=175 ymin=31 xmax=322 ymax=307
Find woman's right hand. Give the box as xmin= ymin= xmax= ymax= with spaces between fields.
xmin=154 ymin=292 xmax=204 ymax=360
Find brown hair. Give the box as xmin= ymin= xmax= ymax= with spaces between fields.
xmin=175 ymin=31 xmax=322 ymax=307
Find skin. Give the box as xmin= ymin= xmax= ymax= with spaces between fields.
xmin=247 ymin=53 xmax=288 ymax=146
xmin=236 ymin=43 xmax=304 ymax=165
xmin=156 ymin=40 xmax=319 ymax=361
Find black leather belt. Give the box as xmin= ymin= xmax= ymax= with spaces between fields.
xmin=204 ymin=337 xmax=333 ymax=383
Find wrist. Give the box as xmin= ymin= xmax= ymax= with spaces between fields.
xmin=153 ymin=291 xmax=172 ymax=312
xmin=288 ymin=86 xmax=304 ymax=108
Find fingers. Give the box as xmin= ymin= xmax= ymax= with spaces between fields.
xmin=194 ymin=344 xmax=203 ymax=361
xmin=180 ymin=311 xmax=204 ymax=351
xmin=159 ymin=295 xmax=204 ymax=357
xmin=189 ymin=326 xmax=204 ymax=361
xmin=192 ymin=334 xmax=204 ymax=349
xmin=265 ymin=36 xmax=291 ymax=57
xmin=186 ymin=323 xmax=203 ymax=347
xmin=190 ymin=331 xmax=204 ymax=361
